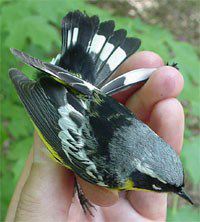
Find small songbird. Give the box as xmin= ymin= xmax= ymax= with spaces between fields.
xmin=9 ymin=10 xmax=193 ymax=214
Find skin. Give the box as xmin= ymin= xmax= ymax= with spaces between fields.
xmin=6 ymin=51 xmax=184 ymax=222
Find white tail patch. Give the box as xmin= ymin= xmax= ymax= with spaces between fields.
xmin=72 ymin=28 xmax=79 ymax=46
xmin=100 ymin=42 xmax=115 ymax=61
xmin=106 ymin=47 xmax=126 ymax=71
xmin=89 ymin=34 xmax=106 ymax=54
xmin=67 ymin=30 xmax=72 ymax=48
xmin=123 ymin=68 xmax=156 ymax=85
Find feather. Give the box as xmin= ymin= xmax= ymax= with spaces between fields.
xmin=9 ymin=68 xmax=102 ymax=184
xmin=58 ymin=11 xmax=141 ymax=86
xmin=101 ymin=68 xmax=156 ymax=95
xmin=10 ymin=49 xmax=98 ymax=96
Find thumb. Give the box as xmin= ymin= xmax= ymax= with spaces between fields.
xmin=14 ymin=131 xmax=74 ymax=222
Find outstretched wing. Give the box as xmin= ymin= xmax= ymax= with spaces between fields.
xmin=11 ymin=48 xmax=155 ymax=98
xmin=10 ymin=48 xmax=97 ymax=96
xmin=9 ymin=68 xmax=104 ymax=185
xmin=59 ymin=10 xmax=141 ymax=87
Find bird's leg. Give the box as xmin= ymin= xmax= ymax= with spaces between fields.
xmin=74 ymin=178 xmax=96 ymax=216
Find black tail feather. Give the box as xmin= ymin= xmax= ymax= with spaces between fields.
xmin=58 ymin=11 xmax=141 ymax=87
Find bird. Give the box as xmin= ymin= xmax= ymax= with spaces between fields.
xmin=9 ymin=10 xmax=193 ymax=215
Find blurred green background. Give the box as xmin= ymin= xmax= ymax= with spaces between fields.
xmin=0 ymin=0 xmax=199 ymax=221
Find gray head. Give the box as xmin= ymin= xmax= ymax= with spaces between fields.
xmin=110 ymin=122 xmax=193 ymax=204
xmin=126 ymin=125 xmax=194 ymax=204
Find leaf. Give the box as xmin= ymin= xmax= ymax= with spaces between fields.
xmin=181 ymin=137 xmax=200 ymax=185
xmin=0 ymin=156 xmax=15 ymax=221
xmin=7 ymin=117 xmax=33 ymax=139
xmin=167 ymin=206 xmax=200 ymax=222
xmin=0 ymin=125 xmax=9 ymax=146
xmin=1 ymin=101 xmax=25 ymax=119
xmin=8 ymin=137 xmax=32 ymax=161
xmin=6 ymin=15 xmax=59 ymax=51
xmin=191 ymin=100 xmax=200 ymax=117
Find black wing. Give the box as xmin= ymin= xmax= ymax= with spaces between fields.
xmin=11 ymin=48 xmax=155 ymax=97
xmin=10 ymin=48 xmax=97 ymax=96
xmin=58 ymin=10 xmax=141 ymax=86
xmin=9 ymin=68 xmax=104 ymax=185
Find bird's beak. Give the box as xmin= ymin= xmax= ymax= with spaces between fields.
xmin=177 ymin=188 xmax=193 ymax=205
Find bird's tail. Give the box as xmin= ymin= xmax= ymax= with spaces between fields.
xmin=58 ymin=10 xmax=141 ymax=87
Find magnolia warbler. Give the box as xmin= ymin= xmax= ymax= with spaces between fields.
xmin=9 ymin=10 xmax=193 ymax=214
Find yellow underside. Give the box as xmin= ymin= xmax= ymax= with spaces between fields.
xmin=34 ymin=124 xmax=71 ymax=170
xmin=33 ymin=123 xmax=149 ymax=192
xmin=114 ymin=179 xmax=150 ymax=192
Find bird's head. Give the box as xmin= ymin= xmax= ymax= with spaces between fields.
xmin=130 ymin=169 xmax=193 ymax=204
xmin=114 ymin=124 xmax=194 ymax=205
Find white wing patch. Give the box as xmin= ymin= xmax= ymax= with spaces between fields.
xmin=58 ymin=104 xmax=85 ymax=151
xmin=57 ymin=100 xmax=104 ymax=183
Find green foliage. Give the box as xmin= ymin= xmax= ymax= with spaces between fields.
xmin=0 ymin=0 xmax=199 ymax=221
xmin=181 ymin=137 xmax=200 ymax=185
xmin=167 ymin=206 xmax=200 ymax=222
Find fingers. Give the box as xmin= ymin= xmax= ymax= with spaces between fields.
xmin=14 ymin=132 xmax=74 ymax=222
xmin=116 ymin=51 xmax=164 ymax=76
xmin=149 ymin=98 xmax=184 ymax=154
xmin=126 ymin=66 xmax=184 ymax=122
xmin=112 ymin=51 xmax=164 ymax=104
xmin=6 ymin=149 xmax=33 ymax=222
xmin=77 ymin=177 xmax=119 ymax=207
xmin=102 ymin=198 xmax=150 ymax=222
xmin=127 ymin=98 xmax=184 ymax=221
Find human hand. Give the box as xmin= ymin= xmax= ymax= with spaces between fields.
xmin=6 ymin=51 xmax=184 ymax=222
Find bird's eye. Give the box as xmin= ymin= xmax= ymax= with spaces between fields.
xmin=152 ymin=184 xmax=162 ymax=191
